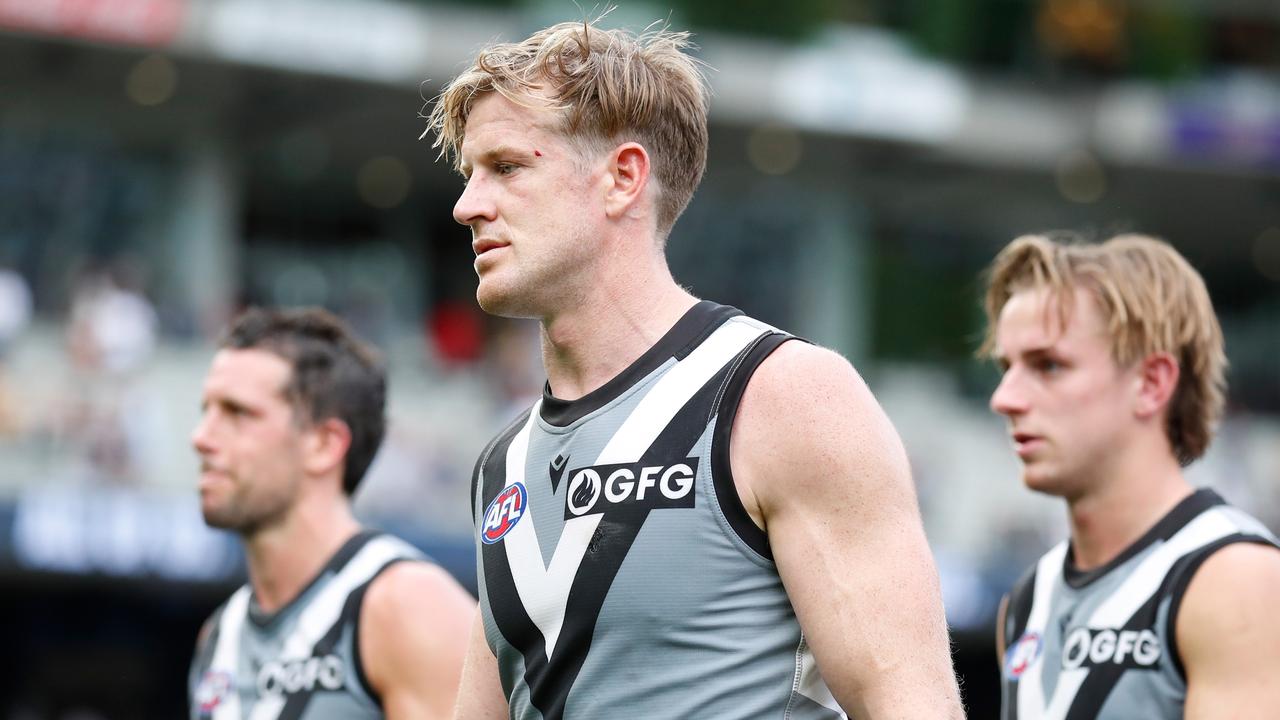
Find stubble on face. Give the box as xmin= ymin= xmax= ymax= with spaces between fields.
xmin=196 ymin=349 xmax=306 ymax=537
xmin=200 ymin=466 xmax=299 ymax=536
xmin=458 ymin=93 xmax=604 ymax=320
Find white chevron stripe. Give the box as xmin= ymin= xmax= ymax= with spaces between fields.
xmin=247 ymin=536 xmax=415 ymax=720
xmin=1016 ymin=541 xmax=1068 ymax=719
xmin=501 ymin=318 xmax=769 ymax=662
xmin=1088 ymin=509 xmax=1234 ymax=628
xmin=209 ymin=585 xmax=251 ymax=720
xmin=596 ymin=318 xmax=764 ymax=464
xmin=1019 ymin=508 xmax=1239 ymax=720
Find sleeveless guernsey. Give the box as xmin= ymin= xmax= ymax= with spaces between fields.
xmin=471 ymin=301 xmax=847 ymax=719
xmin=188 ymin=530 xmax=424 ymax=720
xmin=1000 ymin=488 xmax=1279 ymax=720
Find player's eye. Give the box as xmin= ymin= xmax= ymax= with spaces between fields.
xmin=1035 ymin=358 xmax=1062 ymax=374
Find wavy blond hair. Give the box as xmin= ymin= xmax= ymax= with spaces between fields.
xmin=980 ymin=233 xmax=1227 ymax=465
xmin=423 ymin=18 xmax=709 ymax=237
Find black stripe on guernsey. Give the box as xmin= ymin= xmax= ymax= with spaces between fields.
xmin=1062 ymin=489 xmax=1223 ymax=589
xmin=350 ymin=558 xmax=418 ymax=710
xmin=1061 ymin=570 xmax=1172 ymax=720
xmin=276 ymin=556 xmax=413 ymax=720
xmin=1165 ymin=534 xmax=1279 ymax=682
xmin=477 ymin=420 xmax=546 ymax=700
xmin=482 ymin=361 xmax=735 ymax=720
xmin=472 ymin=410 xmax=533 ymax=523
xmin=1005 ymin=564 xmax=1039 ymax=648
xmin=709 ymin=332 xmax=795 ymax=559
xmin=539 ymin=301 xmax=742 ymax=427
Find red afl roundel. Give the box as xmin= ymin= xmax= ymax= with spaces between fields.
xmin=482 ymin=482 xmax=528 ymax=544
xmin=1004 ymin=631 xmax=1043 ymax=679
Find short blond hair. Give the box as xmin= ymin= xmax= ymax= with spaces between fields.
xmin=424 ymin=19 xmax=709 ymax=237
xmin=980 ymin=233 xmax=1227 ymax=465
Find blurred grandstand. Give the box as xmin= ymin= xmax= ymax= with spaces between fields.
xmin=1 ymin=0 xmax=1278 ymax=717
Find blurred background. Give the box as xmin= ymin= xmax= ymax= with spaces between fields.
xmin=0 ymin=0 xmax=1277 ymax=716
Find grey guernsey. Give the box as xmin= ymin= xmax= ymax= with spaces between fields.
xmin=1000 ymin=488 xmax=1278 ymax=719
xmin=471 ymin=301 xmax=846 ymax=719
xmin=189 ymin=531 xmax=424 ymax=720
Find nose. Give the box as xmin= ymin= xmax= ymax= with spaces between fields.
xmin=990 ymin=368 xmax=1029 ymax=417
xmin=191 ymin=411 xmax=215 ymax=457
xmin=453 ymin=174 xmax=495 ymax=227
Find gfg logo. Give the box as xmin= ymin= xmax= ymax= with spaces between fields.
xmin=482 ymin=482 xmax=528 ymax=544
xmin=563 ymin=459 xmax=698 ymax=518
xmin=257 ymin=654 xmax=346 ymax=697
xmin=1061 ymin=628 xmax=1161 ymax=670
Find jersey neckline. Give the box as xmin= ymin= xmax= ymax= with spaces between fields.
xmin=1062 ymin=487 xmax=1223 ymax=589
xmin=539 ymin=300 xmax=742 ymax=427
xmin=247 ymin=528 xmax=379 ymax=628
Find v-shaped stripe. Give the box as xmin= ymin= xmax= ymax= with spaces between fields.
xmin=209 ymin=586 xmax=252 ymax=720
xmin=499 ymin=318 xmax=768 ymax=663
xmin=1018 ymin=509 xmax=1238 ymax=719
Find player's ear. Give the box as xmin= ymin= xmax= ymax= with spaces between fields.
xmin=302 ymin=417 xmax=352 ymax=479
xmin=1133 ymin=351 xmax=1179 ymax=420
xmin=603 ymin=142 xmax=650 ymax=220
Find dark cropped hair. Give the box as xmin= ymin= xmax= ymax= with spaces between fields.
xmin=221 ymin=307 xmax=386 ymax=495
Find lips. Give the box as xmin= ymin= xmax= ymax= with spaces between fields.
xmin=199 ymin=463 xmax=232 ymax=487
xmin=1011 ymin=432 xmax=1044 ymax=458
xmin=472 ymin=238 xmax=509 ymax=256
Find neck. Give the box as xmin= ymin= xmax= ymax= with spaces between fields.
xmin=242 ymin=490 xmax=361 ymax=613
xmin=1064 ymin=441 xmax=1192 ymax=571
xmin=540 ymin=247 xmax=696 ymax=400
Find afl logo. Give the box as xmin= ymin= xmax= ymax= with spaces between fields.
xmin=482 ymin=482 xmax=528 ymax=544
xmin=194 ymin=670 xmax=233 ymax=712
xmin=1004 ymin=631 xmax=1043 ymax=679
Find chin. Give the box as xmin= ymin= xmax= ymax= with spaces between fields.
xmin=1021 ymin=466 xmax=1075 ymax=499
xmin=476 ymin=282 xmax=539 ymax=320
xmin=1020 ymin=462 xmax=1053 ymax=490
xmin=200 ymin=507 xmax=235 ymax=530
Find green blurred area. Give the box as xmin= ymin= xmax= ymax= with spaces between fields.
xmin=415 ymin=0 xmax=1271 ymax=81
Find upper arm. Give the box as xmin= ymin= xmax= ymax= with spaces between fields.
xmin=359 ymin=562 xmax=476 ymax=720
xmin=452 ymin=611 xmax=509 ymax=719
xmin=1179 ymin=541 xmax=1280 ymax=720
xmin=731 ymin=342 xmax=962 ymax=718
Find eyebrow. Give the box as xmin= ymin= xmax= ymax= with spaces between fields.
xmin=1005 ymin=345 xmax=1065 ymax=366
xmin=200 ymin=394 xmax=260 ymax=416
xmin=459 ymin=144 xmax=533 ymax=177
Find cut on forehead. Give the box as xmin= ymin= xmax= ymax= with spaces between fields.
xmin=457 ymin=89 xmax=608 ymax=171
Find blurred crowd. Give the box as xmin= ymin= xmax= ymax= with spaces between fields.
xmin=0 ymin=255 xmax=546 ymax=544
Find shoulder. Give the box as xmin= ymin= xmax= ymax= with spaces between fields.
xmin=732 ymin=338 xmax=911 ymax=507
xmin=192 ymin=613 xmax=217 ymax=658
xmin=1177 ymin=541 xmax=1280 ymax=661
xmin=735 ymin=341 xmax=906 ymax=489
xmin=741 ymin=339 xmax=863 ymax=403
xmin=359 ymin=560 xmax=475 ymax=692
xmin=738 ymin=341 xmax=887 ymax=439
xmin=362 ymin=560 xmax=473 ymax=630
